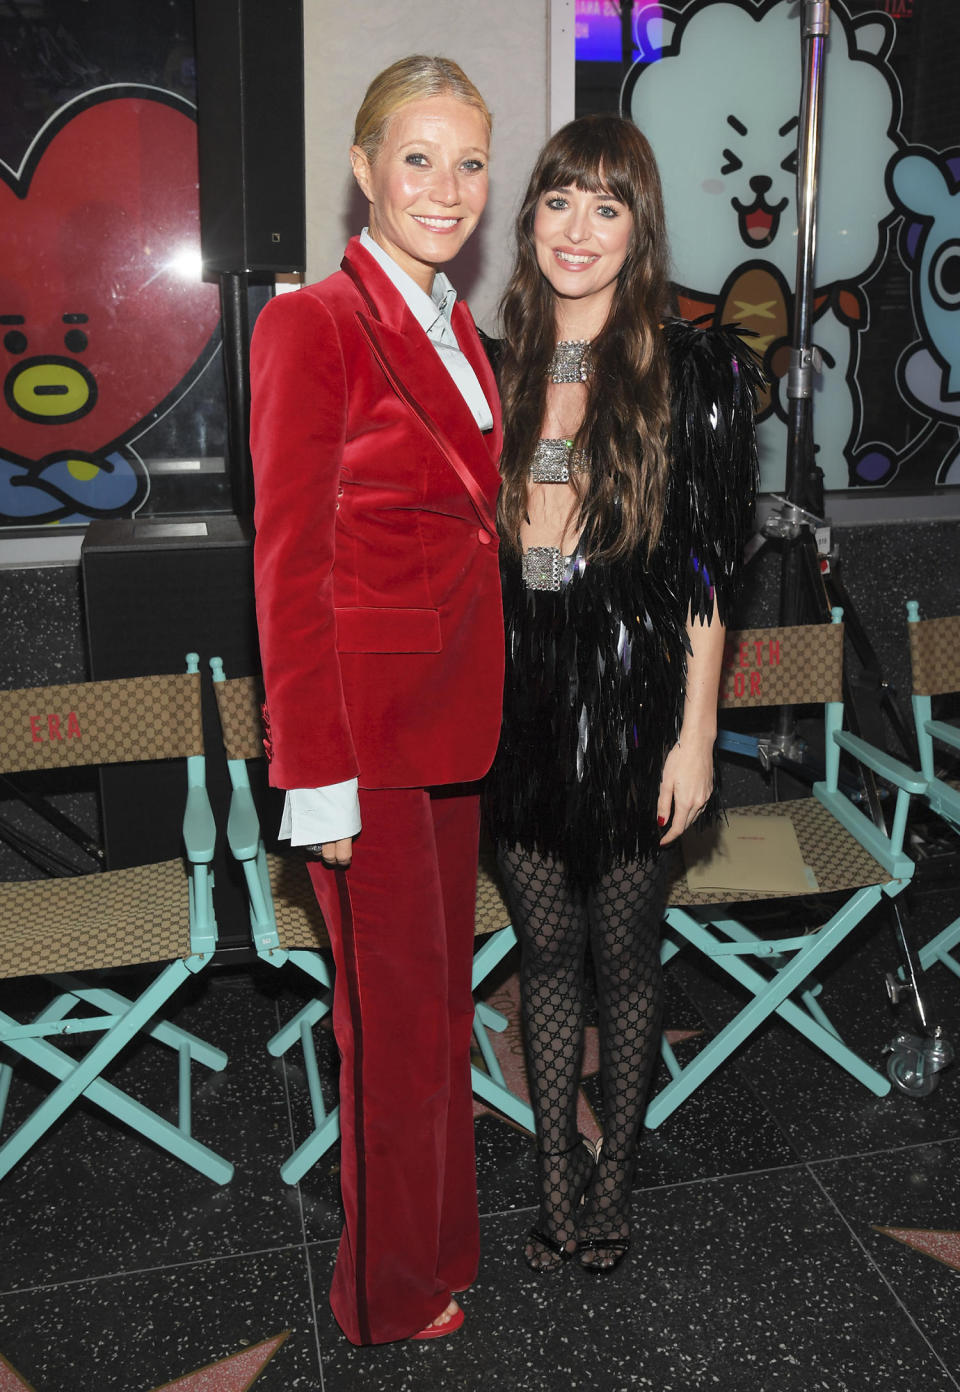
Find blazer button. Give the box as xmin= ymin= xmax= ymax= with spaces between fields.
xmin=477 ymin=529 xmax=492 ymax=545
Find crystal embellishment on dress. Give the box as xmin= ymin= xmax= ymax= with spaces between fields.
xmin=548 ymin=339 xmax=592 ymax=384
xmin=522 ymin=546 xmax=563 ymax=592
xmin=529 ymin=438 xmax=587 ymax=483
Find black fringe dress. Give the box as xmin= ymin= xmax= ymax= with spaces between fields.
xmin=483 ymin=320 xmax=762 ymax=890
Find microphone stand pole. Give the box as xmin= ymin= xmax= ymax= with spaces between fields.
xmin=767 ymin=0 xmax=829 ymax=755
xmin=761 ymin=1 xmax=953 ymax=1094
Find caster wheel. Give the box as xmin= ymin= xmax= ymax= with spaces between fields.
xmin=886 ymin=1048 xmax=939 ymax=1098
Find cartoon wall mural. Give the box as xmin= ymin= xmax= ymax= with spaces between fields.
xmin=623 ymin=0 xmax=903 ymax=493
xmin=0 ymin=85 xmax=221 ymax=525
xmin=855 ymin=147 xmax=960 ymax=486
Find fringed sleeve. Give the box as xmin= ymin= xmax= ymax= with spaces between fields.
xmin=662 ymin=319 xmax=764 ymax=626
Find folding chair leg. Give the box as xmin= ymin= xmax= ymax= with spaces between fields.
xmin=266 ymin=997 xmax=331 ymax=1058
xmin=51 ymin=978 xmax=229 ymax=1071
xmin=256 ymin=949 xmax=340 ymax=1179
xmin=0 ymin=1025 xmax=233 ymax=1183
xmin=470 ymin=1002 xmax=535 ymax=1133
xmin=0 ymin=961 xmax=233 ymax=1184
xmin=917 ymin=916 xmax=960 ymax=978
xmin=473 ymin=1001 xmax=508 ymax=1074
xmin=647 ymin=890 xmax=892 ymax=1128
xmin=280 ymin=1107 xmax=342 ymax=1185
xmin=0 ymin=1060 xmax=11 ymax=1130
xmin=471 ymin=924 xmax=517 ymax=990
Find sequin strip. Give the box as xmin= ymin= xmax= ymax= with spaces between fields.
xmin=548 ymin=339 xmax=592 ymax=383
xmin=529 ymin=438 xmax=587 ymax=483
xmin=521 ymin=546 xmax=563 ymax=591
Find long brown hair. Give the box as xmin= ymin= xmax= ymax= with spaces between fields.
xmin=497 ymin=115 xmax=673 ymax=562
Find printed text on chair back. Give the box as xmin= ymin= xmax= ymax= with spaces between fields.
xmin=719 ymin=623 xmax=844 ymax=709
xmin=0 ymin=672 xmax=204 ymax=774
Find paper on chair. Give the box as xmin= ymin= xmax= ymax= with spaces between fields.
xmin=681 ymin=813 xmax=819 ymax=894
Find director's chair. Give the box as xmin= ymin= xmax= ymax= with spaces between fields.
xmin=0 ymin=656 xmax=233 ymax=1185
xmin=646 ymin=610 xmax=925 ymax=1129
xmin=905 ymin=598 xmax=960 ymax=979
xmin=209 ymin=658 xmax=532 ymax=1184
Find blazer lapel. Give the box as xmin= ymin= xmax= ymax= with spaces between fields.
xmin=342 ymin=242 xmax=501 ymax=531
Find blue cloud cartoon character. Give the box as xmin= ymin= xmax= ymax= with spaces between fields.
xmin=858 ymin=149 xmax=960 ymax=485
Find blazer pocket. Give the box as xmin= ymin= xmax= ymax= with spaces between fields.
xmin=335 ymin=605 xmax=442 ymax=653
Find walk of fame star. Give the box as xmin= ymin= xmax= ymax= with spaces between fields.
xmin=875 ymin=1227 xmax=960 ymax=1273
xmin=0 ymin=1333 xmax=288 ymax=1391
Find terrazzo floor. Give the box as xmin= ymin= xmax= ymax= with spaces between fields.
xmin=0 ymin=876 xmax=958 ymax=1391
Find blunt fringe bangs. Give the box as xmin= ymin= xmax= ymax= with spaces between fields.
xmin=497 ymin=115 xmax=674 ymax=565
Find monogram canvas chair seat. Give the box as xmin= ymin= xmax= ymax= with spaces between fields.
xmin=646 ymin=612 xmax=923 ymax=1129
xmin=0 ymin=658 xmax=232 ymax=1186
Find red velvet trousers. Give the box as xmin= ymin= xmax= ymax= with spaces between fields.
xmin=307 ymin=786 xmax=481 ymax=1345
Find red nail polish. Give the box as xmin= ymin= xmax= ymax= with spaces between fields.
xmin=657 ymin=815 xmax=666 ymax=827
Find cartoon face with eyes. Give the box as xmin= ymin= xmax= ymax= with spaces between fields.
xmin=625 ymin=0 xmax=897 ymax=286
xmin=0 ymin=89 xmax=220 ymax=524
xmin=2 ymin=310 xmax=99 ymax=428
xmin=623 ymin=0 xmax=901 ymax=491
xmin=721 ymin=110 xmax=796 ymax=251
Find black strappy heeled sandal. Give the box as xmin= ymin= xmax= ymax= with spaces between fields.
xmin=578 ymin=1141 xmax=633 ymax=1274
xmin=524 ymin=1136 xmax=597 ymax=1273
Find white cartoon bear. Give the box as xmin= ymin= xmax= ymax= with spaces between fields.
xmin=625 ymin=0 xmax=901 ymax=492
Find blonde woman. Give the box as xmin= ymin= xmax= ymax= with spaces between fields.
xmin=251 ymin=57 xmax=502 ymax=1344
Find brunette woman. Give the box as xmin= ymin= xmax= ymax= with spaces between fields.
xmin=250 ymin=57 xmax=502 ymax=1343
xmin=484 ymin=115 xmax=760 ymax=1274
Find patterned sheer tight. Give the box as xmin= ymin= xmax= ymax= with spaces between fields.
xmin=497 ymin=846 xmax=666 ymax=1270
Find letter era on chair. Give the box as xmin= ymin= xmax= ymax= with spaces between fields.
xmin=209 ymin=657 xmax=533 ymax=1184
xmin=645 ymin=610 xmax=926 ymax=1130
xmin=905 ymin=599 xmax=960 ymax=979
xmin=0 ymin=656 xmax=233 ymax=1185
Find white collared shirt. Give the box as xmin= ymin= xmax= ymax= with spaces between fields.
xmin=358 ymin=227 xmax=494 ymax=431
xmin=281 ymin=231 xmax=495 ymax=847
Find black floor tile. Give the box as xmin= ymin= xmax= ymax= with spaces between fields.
xmin=0 ymin=973 xmax=305 ymax=1289
xmin=0 ymin=1245 xmax=323 ymax=1391
xmin=662 ymin=897 xmax=960 ymax=1161
xmin=312 ymin=1167 xmax=958 ymax=1392
xmin=1 ymin=879 xmax=957 ymax=1390
xmin=810 ymin=1137 xmax=960 ymax=1381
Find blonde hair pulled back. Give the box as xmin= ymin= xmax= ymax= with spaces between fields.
xmin=353 ymin=55 xmax=492 ymax=162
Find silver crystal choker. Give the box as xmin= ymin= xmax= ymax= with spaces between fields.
xmin=548 ymin=339 xmax=592 ymax=384
xmin=529 ymin=438 xmax=587 ymax=484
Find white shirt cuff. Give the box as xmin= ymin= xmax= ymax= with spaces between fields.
xmin=280 ymin=780 xmax=362 ymax=846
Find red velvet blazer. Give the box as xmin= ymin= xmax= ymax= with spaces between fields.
xmin=250 ymin=237 xmax=504 ymax=791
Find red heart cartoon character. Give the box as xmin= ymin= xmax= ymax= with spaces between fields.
xmin=0 ymin=85 xmax=221 ymax=523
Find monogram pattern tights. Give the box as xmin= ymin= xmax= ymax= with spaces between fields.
xmin=497 ymin=846 xmax=666 ymax=1269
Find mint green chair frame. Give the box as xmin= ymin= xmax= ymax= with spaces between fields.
xmin=209 ymin=658 xmax=534 ymax=1182
xmin=647 ymin=610 xmax=924 ymax=1130
xmin=471 ymin=858 xmax=535 ymax=1134
xmin=0 ymin=656 xmax=232 ymax=1185
xmin=906 ymin=599 xmax=960 ymax=979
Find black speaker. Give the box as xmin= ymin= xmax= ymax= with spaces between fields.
xmin=194 ymin=0 xmax=306 ymax=274
xmin=81 ymin=514 xmax=272 ymax=953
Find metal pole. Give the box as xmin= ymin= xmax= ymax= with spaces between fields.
xmin=218 ymin=271 xmax=254 ymax=520
xmin=775 ymin=0 xmax=830 ymax=748
xmin=781 ymin=0 xmax=829 ymax=562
